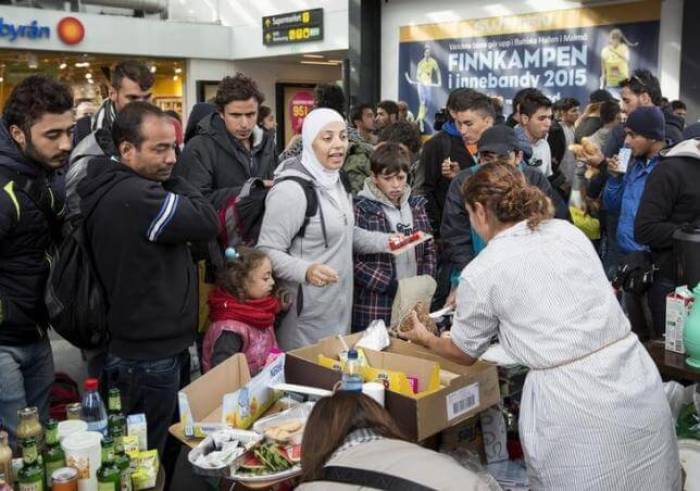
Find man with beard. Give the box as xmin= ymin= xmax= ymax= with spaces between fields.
xmin=0 ymin=75 xmax=74 ymax=444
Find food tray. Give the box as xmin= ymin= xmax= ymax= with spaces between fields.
xmin=187 ymin=429 xmax=262 ymax=478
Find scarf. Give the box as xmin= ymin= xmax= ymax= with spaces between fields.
xmin=208 ymin=288 xmax=281 ymax=329
xmin=300 ymin=108 xmax=346 ymax=189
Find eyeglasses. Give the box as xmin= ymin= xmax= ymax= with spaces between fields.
xmin=526 ymin=158 xmax=543 ymax=167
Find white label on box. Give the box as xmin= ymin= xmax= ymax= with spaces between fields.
xmin=447 ymin=383 xmax=480 ymax=421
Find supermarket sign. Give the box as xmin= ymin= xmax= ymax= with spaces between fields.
xmin=262 ymin=9 xmax=323 ymax=46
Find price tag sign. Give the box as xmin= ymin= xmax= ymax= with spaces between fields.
xmin=288 ymin=91 xmax=315 ymax=135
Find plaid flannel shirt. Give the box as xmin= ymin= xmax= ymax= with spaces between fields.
xmin=351 ymin=195 xmax=437 ymax=332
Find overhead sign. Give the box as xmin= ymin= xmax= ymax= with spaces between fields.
xmin=0 ymin=18 xmax=50 ymax=42
xmin=262 ymin=9 xmax=323 ymax=46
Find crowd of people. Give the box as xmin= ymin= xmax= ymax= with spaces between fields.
xmin=0 ymin=57 xmax=698 ymax=489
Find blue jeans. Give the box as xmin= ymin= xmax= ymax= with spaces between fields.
xmin=0 ymin=337 xmax=54 ymax=446
xmin=101 ymin=351 xmax=186 ymax=459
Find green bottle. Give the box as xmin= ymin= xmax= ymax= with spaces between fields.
xmin=17 ymin=438 xmax=43 ymax=491
xmin=107 ymin=388 xmax=127 ymax=438
xmin=43 ymin=420 xmax=65 ymax=484
xmin=97 ymin=436 xmax=120 ymax=491
xmin=111 ymin=428 xmax=132 ymax=491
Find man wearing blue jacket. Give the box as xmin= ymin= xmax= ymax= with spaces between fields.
xmin=603 ymin=106 xmax=666 ymax=339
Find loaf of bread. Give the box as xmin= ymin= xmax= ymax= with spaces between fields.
xmin=396 ymin=301 xmax=438 ymax=335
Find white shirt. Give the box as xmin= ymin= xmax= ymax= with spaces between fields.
xmin=451 ymin=219 xmax=681 ymax=490
xmin=530 ymin=137 xmax=553 ymax=177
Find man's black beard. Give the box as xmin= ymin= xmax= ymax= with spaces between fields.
xmin=23 ymin=135 xmax=67 ymax=172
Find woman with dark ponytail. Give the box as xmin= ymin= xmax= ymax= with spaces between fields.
xmin=402 ymin=163 xmax=681 ymax=490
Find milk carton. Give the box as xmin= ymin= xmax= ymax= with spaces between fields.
xmin=666 ymin=286 xmax=694 ymax=354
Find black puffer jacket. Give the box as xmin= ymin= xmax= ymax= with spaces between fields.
xmin=0 ymin=122 xmax=63 ymax=345
xmin=174 ymin=112 xmax=278 ymax=210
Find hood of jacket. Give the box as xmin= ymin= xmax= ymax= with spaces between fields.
xmin=77 ymin=155 xmax=136 ymax=218
xmin=357 ymin=177 xmax=412 ymax=209
xmin=663 ymin=108 xmax=685 ymax=133
xmin=0 ymin=119 xmax=42 ymax=178
xmin=660 ymin=137 xmax=700 ymax=160
xmin=69 ymin=127 xmax=116 ymax=167
xmin=273 ymin=156 xmax=316 ymax=183
xmin=195 ymin=112 xmax=269 ymax=157
xmin=184 ymin=102 xmax=216 ymax=144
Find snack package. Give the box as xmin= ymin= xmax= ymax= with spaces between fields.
xmin=122 ymin=435 xmax=140 ymax=453
xmin=222 ymin=354 xmax=285 ymax=429
xmin=129 ymin=450 xmax=159 ymax=491
xmin=363 ymin=364 xmax=421 ymax=397
xmin=127 ymin=414 xmax=148 ymax=451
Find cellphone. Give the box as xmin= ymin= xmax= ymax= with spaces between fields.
xmin=617 ymin=147 xmax=632 ymax=173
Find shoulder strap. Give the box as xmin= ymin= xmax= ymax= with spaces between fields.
xmin=321 ymin=466 xmax=437 ymax=491
xmin=276 ymin=176 xmax=321 ymax=241
xmin=73 ymin=115 xmax=93 ymax=147
xmin=0 ymin=167 xmax=53 ymax=220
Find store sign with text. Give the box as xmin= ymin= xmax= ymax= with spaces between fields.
xmin=262 ymin=8 xmax=323 ymax=46
xmin=398 ymin=0 xmax=660 ymax=133
xmin=0 ymin=18 xmax=50 ymax=41
xmin=0 ymin=16 xmax=84 ymax=45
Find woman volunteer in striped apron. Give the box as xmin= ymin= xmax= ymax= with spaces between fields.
xmin=402 ymin=163 xmax=681 ymax=490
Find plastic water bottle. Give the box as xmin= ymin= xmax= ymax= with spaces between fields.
xmin=81 ymin=378 xmax=108 ymax=435
xmin=341 ymin=350 xmax=363 ymax=392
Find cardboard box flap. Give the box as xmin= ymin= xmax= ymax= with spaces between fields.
xmin=180 ymin=353 xmax=250 ymax=421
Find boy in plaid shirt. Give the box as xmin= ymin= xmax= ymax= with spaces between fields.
xmin=352 ymin=142 xmax=437 ymax=332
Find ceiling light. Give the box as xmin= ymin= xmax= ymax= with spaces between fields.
xmin=303 ymin=54 xmax=325 ymax=59
xmin=75 ymin=62 xmax=90 ymax=68
xmin=150 ymin=65 xmax=157 ymax=73
xmin=173 ymin=75 xmax=179 ymax=81
xmin=87 ymin=79 xmax=94 ymax=84
xmin=59 ymin=63 xmax=67 ymax=70
xmin=0 ymin=77 xmax=4 ymax=83
xmin=85 ymin=73 xmax=92 ymax=79
xmin=174 ymin=68 xmax=182 ymax=74
xmin=300 ymin=60 xmax=341 ymax=66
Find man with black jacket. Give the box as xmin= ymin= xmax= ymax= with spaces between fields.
xmin=420 ymin=89 xmax=484 ymax=233
xmin=78 ymin=102 xmax=219 ymax=460
xmin=175 ymin=73 xmax=278 ymax=210
xmin=441 ymin=125 xmax=569 ymax=306
xmin=635 ymin=137 xmax=700 ymax=337
xmin=0 ymin=75 xmax=74 ymax=443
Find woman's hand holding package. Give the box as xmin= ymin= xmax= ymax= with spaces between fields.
xmin=305 ymin=263 xmax=339 ymax=287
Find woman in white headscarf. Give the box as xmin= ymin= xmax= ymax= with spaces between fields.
xmin=257 ymin=109 xmax=392 ymax=350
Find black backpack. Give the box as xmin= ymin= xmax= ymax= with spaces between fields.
xmin=219 ymin=172 xmax=352 ymax=249
xmin=45 ymin=208 xmax=109 ymax=350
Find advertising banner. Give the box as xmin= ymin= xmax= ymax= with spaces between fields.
xmin=398 ymin=0 xmax=661 ymax=133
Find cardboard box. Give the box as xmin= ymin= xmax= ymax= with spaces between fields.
xmin=666 ymin=286 xmax=694 ymax=354
xmin=439 ymin=415 xmax=486 ymax=463
xmin=174 ymin=354 xmax=251 ymax=446
xmin=285 ymin=334 xmax=500 ymax=441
